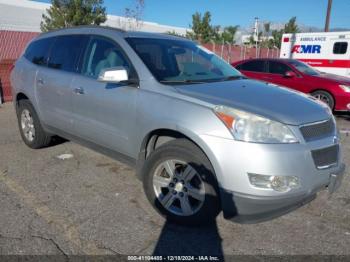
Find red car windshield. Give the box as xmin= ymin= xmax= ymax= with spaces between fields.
xmin=288 ymin=60 xmax=319 ymax=76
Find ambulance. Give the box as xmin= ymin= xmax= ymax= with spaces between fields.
xmin=280 ymin=32 xmax=350 ymax=78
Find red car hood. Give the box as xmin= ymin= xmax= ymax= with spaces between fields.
xmin=314 ymin=73 xmax=350 ymax=85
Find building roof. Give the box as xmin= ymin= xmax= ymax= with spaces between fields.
xmin=0 ymin=0 xmax=190 ymax=34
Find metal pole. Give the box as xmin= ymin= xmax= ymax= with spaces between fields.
xmin=221 ymin=40 xmax=224 ymax=58
xmin=325 ymin=0 xmax=332 ymax=32
xmin=254 ymin=17 xmax=259 ymax=58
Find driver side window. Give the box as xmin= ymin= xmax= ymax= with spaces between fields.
xmin=81 ymin=37 xmax=130 ymax=79
xmin=268 ymin=61 xmax=291 ymax=75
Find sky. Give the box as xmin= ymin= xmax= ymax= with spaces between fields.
xmin=33 ymin=0 xmax=350 ymax=30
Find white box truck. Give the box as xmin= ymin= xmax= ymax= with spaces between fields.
xmin=280 ymin=32 xmax=350 ymax=78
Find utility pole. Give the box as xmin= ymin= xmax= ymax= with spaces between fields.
xmin=324 ymin=0 xmax=332 ymax=32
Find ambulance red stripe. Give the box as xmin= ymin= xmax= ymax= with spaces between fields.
xmin=298 ymin=59 xmax=350 ymax=68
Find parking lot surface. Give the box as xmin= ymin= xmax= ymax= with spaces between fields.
xmin=0 ymin=103 xmax=350 ymax=256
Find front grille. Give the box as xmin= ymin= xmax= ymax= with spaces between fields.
xmin=300 ymin=119 xmax=335 ymax=142
xmin=311 ymin=145 xmax=339 ymax=169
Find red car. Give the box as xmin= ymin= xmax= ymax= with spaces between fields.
xmin=232 ymin=58 xmax=350 ymax=112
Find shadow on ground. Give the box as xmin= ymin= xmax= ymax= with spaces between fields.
xmin=152 ymin=221 xmax=224 ymax=259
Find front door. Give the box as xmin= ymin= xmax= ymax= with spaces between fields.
xmin=265 ymin=61 xmax=310 ymax=93
xmin=71 ymin=36 xmax=138 ymax=157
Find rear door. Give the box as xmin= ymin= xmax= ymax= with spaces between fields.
xmin=36 ymin=35 xmax=88 ymax=132
xmin=70 ymin=35 xmax=139 ymax=156
xmin=236 ymin=60 xmax=267 ymax=80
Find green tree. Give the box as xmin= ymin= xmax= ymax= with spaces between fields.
xmin=221 ymin=25 xmax=238 ymax=44
xmin=260 ymin=22 xmax=272 ymax=48
xmin=271 ymin=17 xmax=299 ymax=48
xmin=187 ymin=11 xmax=213 ymax=43
xmin=271 ymin=29 xmax=283 ymax=48
xmin=284 ymin=16 xmax=299 ymax=34
xmin=212 ymin=25 xmax=222 ymax=43
xmin=166 ymin=30 xmax=186 ymax=38
xmin=41 ymin=0 xmax=107 ymax=32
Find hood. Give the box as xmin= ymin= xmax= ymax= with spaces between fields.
xmin=176 ymin=79 xmax=330 ymax=125
xmin=314 ymin=73 xmax=350 ymax=85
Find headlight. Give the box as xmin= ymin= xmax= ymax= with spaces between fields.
xmin=214 ymin=105 xmax=298 ymax=143
xmin=339 ymin=85 xmax=350 ymax=93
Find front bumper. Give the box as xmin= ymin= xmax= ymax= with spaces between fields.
xmin=220 ymin=163 xmax=345 ymax=223
xmin=334 ymin=93 xmax=350 ymax=111
xmin=199 ymin=133 xmax=346 ymax=223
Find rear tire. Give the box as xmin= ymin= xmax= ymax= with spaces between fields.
xmin=16 ymin=100 xmax=52 ymax=149
xmin=311 ymin=90 xmax=335 ymax=110
xmin=142 ymin=138 xmax=220 ymax=226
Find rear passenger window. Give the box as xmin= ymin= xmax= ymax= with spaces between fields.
xmin=24 ymin=38 xmax=54 ymax=66
xmin=240 ymin=61 xmax=265 ymax=72
xmin=333 ymin=42 xmax=348 ymax=54
xmin=81 ymin=37 xmax=131 ymax=79
xmin=268 ymin=61 xmax=291 ymax=75
xmin=48 ymin=35 xmax=87 ymax=72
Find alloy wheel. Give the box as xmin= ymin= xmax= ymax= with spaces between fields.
xmin=21 ymin=109 xmax=35 ymax=142
xmin=153 ymin=159 xmax=205 ymax=216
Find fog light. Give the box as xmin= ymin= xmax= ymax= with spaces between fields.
xmin=248 ymin=174 xmax=300 ymax=192
xmin=347 ymin=103 xmax=350 ymax=110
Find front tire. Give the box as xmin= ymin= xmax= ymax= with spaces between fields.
xmin=16 ymin=100 xmax=52 ymax=149
xmin=142 ymin=139 xmax=220 ymax=225
xmin=311 ymin=90 xmax=335 ymax=110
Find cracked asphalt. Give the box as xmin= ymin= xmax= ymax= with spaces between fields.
xmin=0 ymin=102 xmax=350 ymax=257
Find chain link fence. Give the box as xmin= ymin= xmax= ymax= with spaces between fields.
xmin=0 ymin=29 xmax=39 ymax=102
xmin=202 ymin=42 xmax=280 ymax=64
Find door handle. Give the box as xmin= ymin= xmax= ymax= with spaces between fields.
xmin=37 ymin=78 xmax=44 ymax=86
xmin=74 ymin=87 xmax=85 ymax=95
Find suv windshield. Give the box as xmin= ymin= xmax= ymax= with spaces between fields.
xmin=288 ymin=60 xmax=319 ymax=76
xmin=126 ymin=37 xmax=242 ymax=84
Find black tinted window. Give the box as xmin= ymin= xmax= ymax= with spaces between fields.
xmin=24 ymin=38 xmax=54 ymax=66
xmin=268 ymin=61 xmax=291 ymax=75
xmin=333 ymin=42 xmax=348 ymax=54
xmin=48 ymin=35 xmax=87 ymax=72
xmin=81 ymin=37 xmax=131 ymax=79
xmin=235 ymin=64 xmax=242 ymax=70
xmin=240 ymin=61 xmax=265 ymax=72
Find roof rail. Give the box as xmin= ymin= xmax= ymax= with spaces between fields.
xmin=40 ymin=25 xmax=126 ymax=35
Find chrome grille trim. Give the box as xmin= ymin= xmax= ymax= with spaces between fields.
xmin=311 ymin=145 xmax=339 ymax=169
xmin=300 ymin=119 xmax=335 ymax=142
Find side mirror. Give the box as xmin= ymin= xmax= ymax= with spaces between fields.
xmin=284 ymin=71 xmax=297 ymax=78
xmin=98 ymin=67 xmax=128 ymax=83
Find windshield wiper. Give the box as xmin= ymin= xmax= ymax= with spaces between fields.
xmin=159 ymin=79 xmax=207 ymax=84
xmin=219 ymin=75 xmax=246 ymax=81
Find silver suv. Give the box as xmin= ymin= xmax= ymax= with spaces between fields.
xmin=11 ymin=26 xmax=345 ymax=225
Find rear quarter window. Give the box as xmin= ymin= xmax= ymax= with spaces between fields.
xmin=24 ymin=37 xmax=55 ymax=66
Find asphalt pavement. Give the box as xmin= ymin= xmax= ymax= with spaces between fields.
xmin=0 ymin=103 xmax=350 ymax=257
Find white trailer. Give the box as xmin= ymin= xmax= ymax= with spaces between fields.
xmin=280 ymin=31 xmax=350 ymax=78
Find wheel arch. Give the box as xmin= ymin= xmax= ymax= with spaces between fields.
xmin=310 ymin=88 xmax=336 ymax=109
xmin=136 ymin=128 xmax=220 ymax=184
xmin=15 ymin=92 xmax=30 ymax=107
